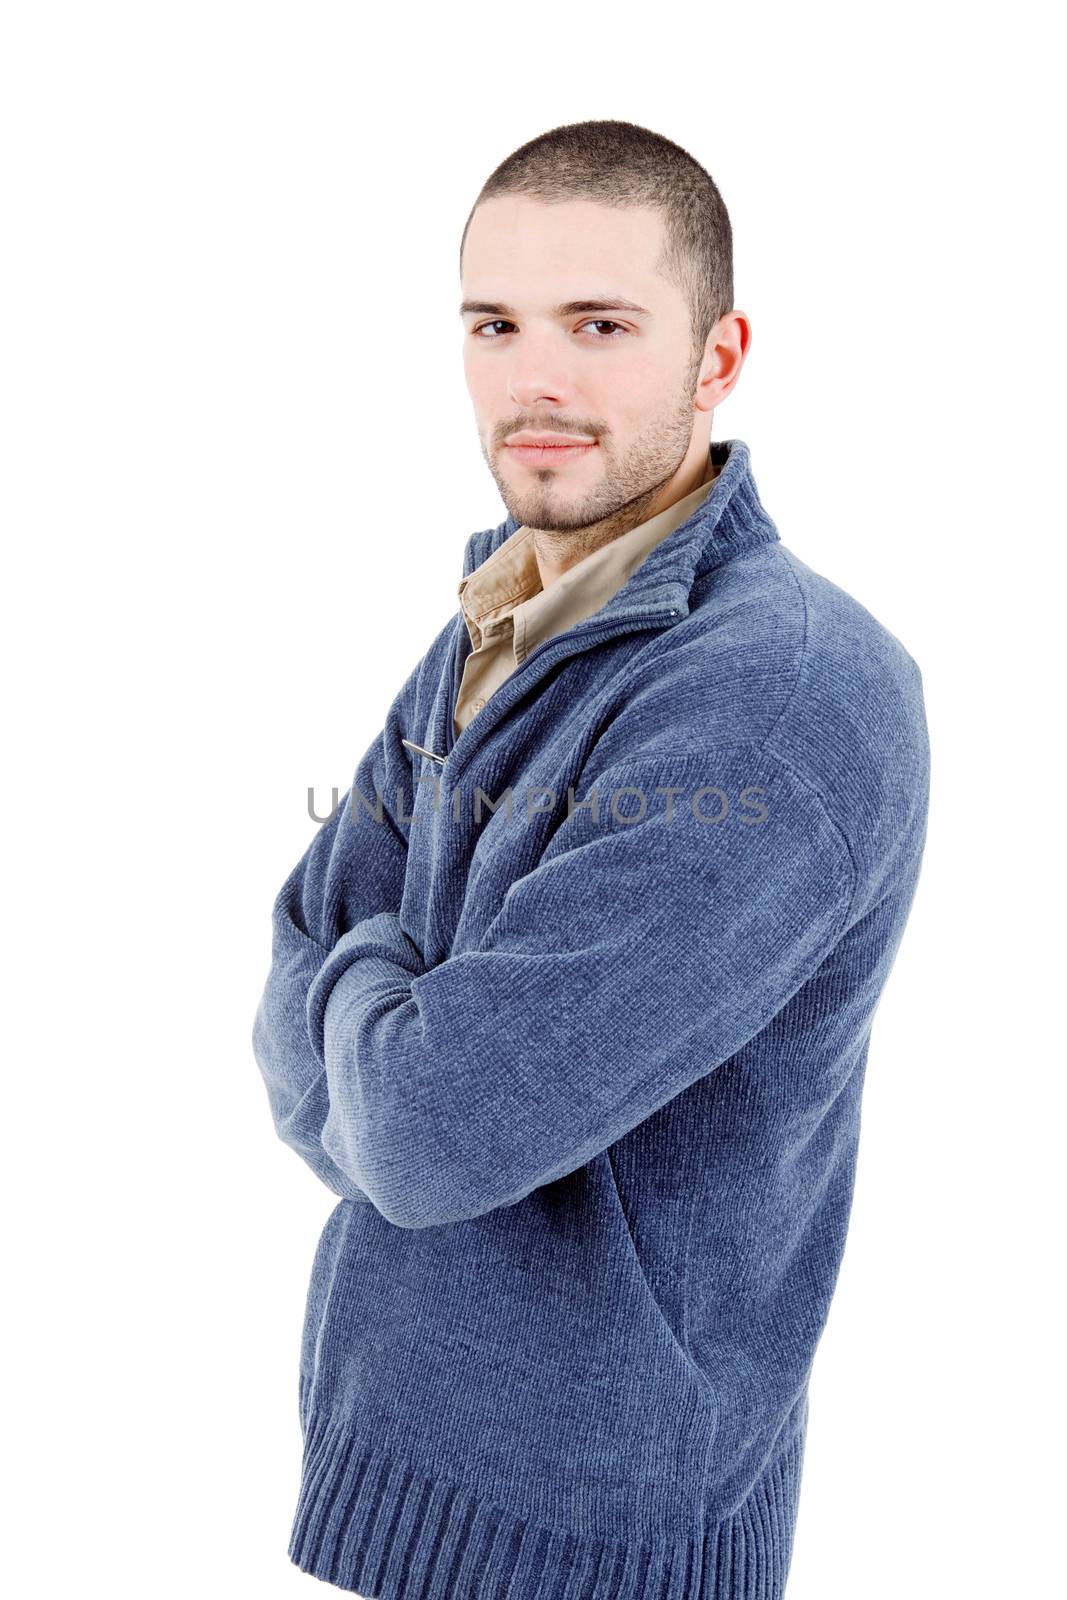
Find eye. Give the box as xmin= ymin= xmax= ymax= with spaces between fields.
xmin=472 ymin=319 xmax=516 ymax=339
xmin=470 ymin=319 xmax=628 ymax=340
xmin=577 ymin=320 xmax=626 ymax=339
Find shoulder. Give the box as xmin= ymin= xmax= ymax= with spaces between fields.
xmin=598 ymin=543 xmax=930 ymax=902
xmin=763 ymin=547 xmax=930 ymax=903
xmin=623 ymin=543 xmax=925 ymax=750
xmin=742 ymin=546 xmax=930 ymax=906
xmin=761 ymin=545 xmax=927 ymax=756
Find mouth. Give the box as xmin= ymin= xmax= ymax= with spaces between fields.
xmin=505 ymin=440 xmax=598 ymax=468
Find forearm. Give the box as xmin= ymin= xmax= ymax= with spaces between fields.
xmin=251 ymin=660 xmax=421 ymax=1196
xmin=252 ymin=891 xmax=377 ymax=1203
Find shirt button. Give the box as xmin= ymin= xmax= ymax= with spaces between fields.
xmin=472 ymin=697 xmax=485 ymax=710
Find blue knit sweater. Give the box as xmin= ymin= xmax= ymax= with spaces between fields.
xmin=252 ymin=437 xmax=929 ymax=1599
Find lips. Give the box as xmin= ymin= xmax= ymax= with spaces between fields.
xmin=506 ymin=440 xmax=597 ymax=466
xmin=507 ymin=432 xmax=596 ymax=446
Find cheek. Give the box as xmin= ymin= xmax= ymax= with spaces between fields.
xmin=586 ymin=350 xmax=664 ymax=418
xmin=619 ymin=348 xmax=671 ymax=398
xmin=463 ymin=350 xmax=502 ymax=414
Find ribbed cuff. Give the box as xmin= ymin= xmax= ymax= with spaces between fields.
xmin=305 ymin=911 xmax=426 ymax=1069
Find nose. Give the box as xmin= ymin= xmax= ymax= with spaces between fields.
xmin=505 ymin=330 xmax=576 ymax=412
xmin=508 ymin=377 xmax=567 ymax=410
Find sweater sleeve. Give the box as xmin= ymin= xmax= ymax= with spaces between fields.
xmin=303 ymin=746 xmax=857 ymax=1228
xmin=250 ymin=655 xmax=423 ymax=1201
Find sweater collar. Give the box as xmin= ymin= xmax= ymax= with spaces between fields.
xmin=425 ymin=439 xmax=782 ymax=772
xmin=464 ymin=437 xmax=780 ymax=627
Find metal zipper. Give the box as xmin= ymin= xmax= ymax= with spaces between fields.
xmin=401 ymin=737 xmax=447 ymax=765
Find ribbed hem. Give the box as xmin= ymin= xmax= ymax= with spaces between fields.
xmin=287 ymin=1408 xmax=806 ymax=1599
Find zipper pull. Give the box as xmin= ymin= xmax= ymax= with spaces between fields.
xmin=401 ymin=737 xmax=447 ymax=765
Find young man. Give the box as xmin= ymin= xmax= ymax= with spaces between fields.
xmin=252 ymin=120 xmax=930 ymax=1600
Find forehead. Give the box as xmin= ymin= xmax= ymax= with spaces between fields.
xmin=462 ymin=194 xmax=668 ymax=298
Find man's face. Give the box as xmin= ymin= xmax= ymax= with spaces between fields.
xmin=460 ymin=195 xmax=707 ymax=536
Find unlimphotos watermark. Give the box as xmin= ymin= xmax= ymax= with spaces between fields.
xmin=307 ymin=777 xmax=770 ymax=828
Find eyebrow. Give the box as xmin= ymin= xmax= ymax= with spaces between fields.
xmin=459 ymin=296 xmax=653 ymax=321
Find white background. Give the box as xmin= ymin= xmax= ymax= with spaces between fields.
xmin=4 ymin=3 xmax=1062 ymax=1596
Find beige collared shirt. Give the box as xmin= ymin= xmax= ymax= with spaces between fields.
xmin=454 ymin=451 xmax=721 ymax=738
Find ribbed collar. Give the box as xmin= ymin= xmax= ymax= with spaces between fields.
xmin=464 ymin=438 xmax=781 ymax=627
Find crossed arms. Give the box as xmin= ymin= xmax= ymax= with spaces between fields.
xmin=251 ymin=651 xmax=856 ymax=1228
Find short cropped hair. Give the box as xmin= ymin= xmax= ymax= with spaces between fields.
xmin=460 ymin=119 xmax=734 ymax=363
